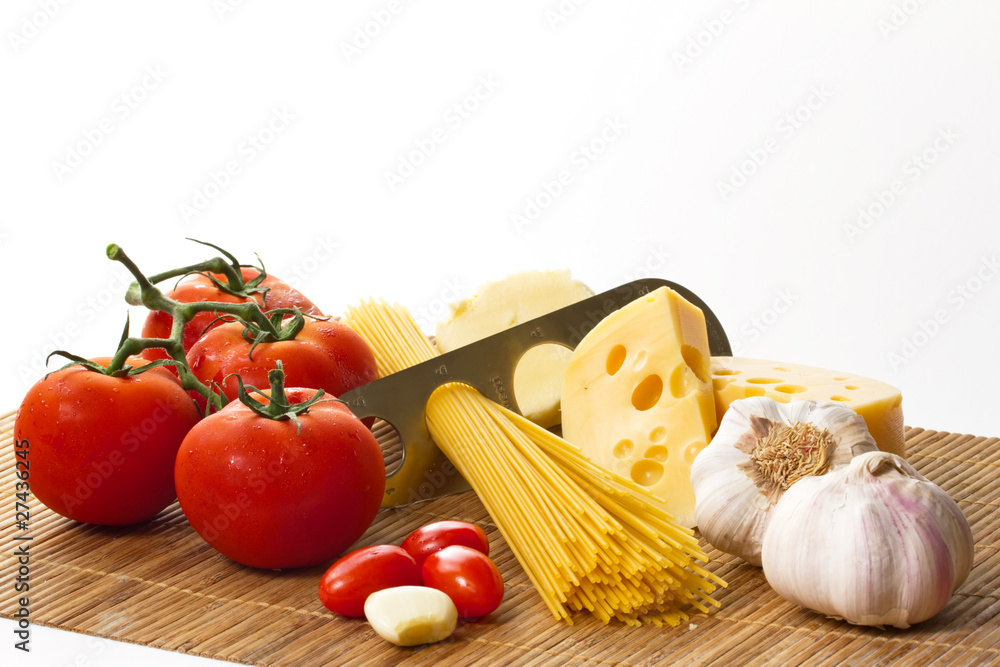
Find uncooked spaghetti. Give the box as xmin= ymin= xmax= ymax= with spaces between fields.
xmin=344 ymin=298 xmax=725 ymax=626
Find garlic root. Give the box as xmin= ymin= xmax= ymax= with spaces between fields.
xmin=691 ymin=397 xmax=876 ymax=566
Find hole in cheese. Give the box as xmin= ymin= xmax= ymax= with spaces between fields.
xmin=649 ymin=426 xmax=667 ymax=443
xmin=683 ymin=442 xmax=705 ymax=466
xmin=631 ymin=375 xmax=663 ymax=411
xmin=606 ymin=345 xmax=626 ymax=376
xmin=681 ymin=345 xmax=708 ymax=383
xmin=713 ymin=369 xmax=741 ymax=376
xmin=631 ymin=459 xmax=664 ymax=486
xmin=747 ymin=378 xmax=781 ymax=384
xmin=775 ymin=384 xmax=808 ymax=394
xmin=645 ymin=446 xmax=669 ymax=462
xmin=613 ymin=439 xmax=635 ymax=459
xmin=830 ymin=395 xmax=850 ymax=401
xmin=712 ymin=377 xmax=735 ymax=392
xmin=844 ymin=385 xmax=860 ymax=391
xmin=632 ymin=349 xmax=648 ymax=372
xmin=669 ymin=365 xmax=695 ymax=399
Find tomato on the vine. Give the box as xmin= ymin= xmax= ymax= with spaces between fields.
xmin=174 ymin=386 xmax=385 ymax=570
xmin=422 ymin=545 xmax=504 ymax=618
xmin=185 ymin=318 xmax=377 ymax=407
xmin=318 ymin=545 xmax=422 ymax=618
xmin=14 ymin=357 xmax=202 ymax=526
xmin=142 ymin=267 xmax=321 ymax=362
xmin=401 ymin=521 xmax=490 ymax=568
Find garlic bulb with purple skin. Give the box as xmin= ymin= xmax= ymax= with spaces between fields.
xmin=691 ymin=397 xmax=877 ymax=566
xmin=761 ymin=450 xmax=974 ymax=628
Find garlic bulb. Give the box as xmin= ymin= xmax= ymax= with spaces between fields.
xmin=761 ymin=450 xmax=973 ymax=628
xmin=691 ymin=397 xmax=876 ymax=566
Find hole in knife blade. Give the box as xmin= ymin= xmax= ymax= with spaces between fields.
xmin=370 ymin=418 xmax=404 ymax=476
xmin=512 ymin=342 xmax=574 ymax=429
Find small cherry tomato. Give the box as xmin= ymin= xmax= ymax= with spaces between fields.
xmin=318 ymin=545 xmax=422 ymax=618
xmin=401 ymin=520 xmax=490 ymax=568
xmin=422 ymin=545 xmax=504 ymax=618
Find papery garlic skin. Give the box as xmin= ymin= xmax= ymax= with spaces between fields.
xmin=691 ymin=397 xmax=876 ymax=566
xmin=761 ymin=451 xmax=974 ymax=629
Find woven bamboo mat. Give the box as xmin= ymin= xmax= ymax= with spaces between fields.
xmin=2 ymin=409 xmax=999 ymax=666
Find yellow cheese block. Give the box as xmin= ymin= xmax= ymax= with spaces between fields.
xmin=710 ymin=357 xmax=905 ymax=457
xmin=561 ymin=287 xmax=717 ymax=528
xmin=435 ymin=269 xmax=593 ymax=428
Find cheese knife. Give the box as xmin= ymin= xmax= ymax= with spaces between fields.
xmin=337 ymin=278 xmax=731 ymax=507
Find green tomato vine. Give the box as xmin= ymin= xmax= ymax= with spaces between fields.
xmin=47 ymin=239 xmax=326 ymax=421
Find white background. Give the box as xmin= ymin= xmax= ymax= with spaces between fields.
xmin=2 ymin=1 xmax=999 ymax=665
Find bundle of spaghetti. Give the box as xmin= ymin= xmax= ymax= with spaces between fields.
xmin=344 ymin=298 xmax=726 ymax=626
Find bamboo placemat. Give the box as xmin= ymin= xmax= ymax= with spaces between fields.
xmin=2 ymin=409 xmax=998 ymax=666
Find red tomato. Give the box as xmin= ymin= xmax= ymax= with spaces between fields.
xmin=185 ymin=318 xmax=377 ymax=408
xmin=318 ymin=545 xmax=422 ymax=618
xmin=174 ymin=388 xmax=385 ymax=569
xmin=422 ymin=545 xmax=504 ymax=618
xmin=401 ymin=521 xmax=490 ymax=568
xmin=14 ymin=357 xmax=202 ymax=526
xmin=142 ymin=267 xmax=322 ymax=363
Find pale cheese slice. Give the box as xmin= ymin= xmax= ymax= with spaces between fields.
xmin=561 ymin=287 xmax=717 ymax=528
xmin=435 ymin=270 xmax=593 ymax=428
xmin=710 ymin=357 xmax=905 ymax=457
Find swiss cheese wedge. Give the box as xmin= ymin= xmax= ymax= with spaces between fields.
xmin=560 ymin=287 xmax=716 ymax=528
xmin=710 ymin=357 xmax=905 ymax=457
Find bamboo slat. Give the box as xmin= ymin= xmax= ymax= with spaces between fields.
xmin=1 ymin=410 xmax=998 ymax=666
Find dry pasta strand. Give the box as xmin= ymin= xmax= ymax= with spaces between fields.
xmin=343 ymin=299 xmax=726 ymax=626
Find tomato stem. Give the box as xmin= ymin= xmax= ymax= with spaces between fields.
xmin=141 ymin=238 xmax=270 ymax=302
xmin=238 ymin=307 xmax=324 ymax=360
xmin=101 ymin=243 xmax=301 ymax=415
xmin=229 ymin=360 xmax=334 ymax=434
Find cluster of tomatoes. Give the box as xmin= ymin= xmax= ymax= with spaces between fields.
xmin=15 ymin=258 xmax=388 ymax=570
xmin=16 ymin=245 xmax=509 ymax=635
xmin=320 ymin=520 xmax=505 ymax=620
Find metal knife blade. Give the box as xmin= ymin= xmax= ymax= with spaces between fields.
xmin=339 ymin=278 xmax=731 ymax=507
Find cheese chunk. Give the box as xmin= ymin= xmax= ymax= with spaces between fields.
xmin=710 ymin=357 xmax=905 ymax=457
xmin=435 ymin=270 xmax=593 ymax=428
xmin=561 ymin=287 xmax=717 ymax=528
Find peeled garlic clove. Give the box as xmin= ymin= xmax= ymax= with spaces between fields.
xmin=364 ymin=586 xmax=458 ymax=646
xmin=691 ymin=397 xmax=876 ymax=566
xmin=761 ymin=451 xmax=974 ymax=629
